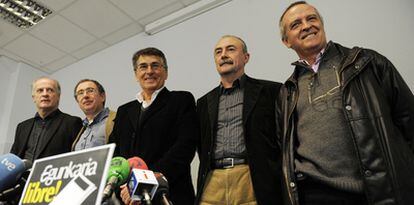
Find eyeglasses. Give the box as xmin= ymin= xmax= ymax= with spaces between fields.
xmin=135 ymin=62 xmax=163 ymax=72
xmin=75 ymin=87 xmax=96 ymax=98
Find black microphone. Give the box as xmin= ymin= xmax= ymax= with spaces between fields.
xmin=154 ymin=173 xmax=172 ymax=205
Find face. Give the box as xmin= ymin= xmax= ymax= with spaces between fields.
xmin=214 ymin=37 xmax=249 ymax=77
xmin=32 ymin=78 xmax=60 ymax=113
xmin=281 ymin=4 xmax=327 ymax=58
xmin=134 ymin=55 xmax=168 ymax=94
xmin=75 ymin=81 xmax=105 ymax=117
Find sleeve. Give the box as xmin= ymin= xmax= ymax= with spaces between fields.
xmin=374 ymin=51 xmax=414 ymax=151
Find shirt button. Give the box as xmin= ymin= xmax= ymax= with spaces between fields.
xmin=364 ymin=170 xmax=372 ymax=177
xmin=289 ymin=182 xmax=296 ymax=188
xmin=345 ymin=105 xmax=352 ymax=111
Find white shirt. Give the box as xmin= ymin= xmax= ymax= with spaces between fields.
xmin=136 ymin=86 xmax=165 ymax=108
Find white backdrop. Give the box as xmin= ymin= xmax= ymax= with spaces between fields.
xmin=1 ymin=0 xmax=413 ymax=188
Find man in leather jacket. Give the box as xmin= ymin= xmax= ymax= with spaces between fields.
xmin=278 ymin=1 xmax=414 ymax=204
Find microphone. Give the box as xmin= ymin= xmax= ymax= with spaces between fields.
xmin=154 ymin=173 xmax=173 ymax=205
xmin=0 ymin=153 xmax=32 ymax=192
xmin=102 ymin=156 xmax=130 ymax=200
xmin=126 ymin=157 xmax=158 ymax=205
xmin=128 ymin=156 xmax=148 ymax=170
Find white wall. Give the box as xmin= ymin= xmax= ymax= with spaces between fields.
xmin=1 ymin=0 xmax=414 ymax=188
xmin=0 ymin=56 xmax=46 ymax=153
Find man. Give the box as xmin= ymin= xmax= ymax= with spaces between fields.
xmin=279 ymin=1 xmax=414 ymax=204
xmin=72 ymin=79 xmax=116 ymax=151
xmin=196 ymin=35 xmax=283 ymax=205
xmin=109 ymin=47 xmax=197 ymax=205
xmin=10 ymin=76 xmax=82 ymax=161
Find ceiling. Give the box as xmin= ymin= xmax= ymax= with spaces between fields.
xmin=0 ymin=0 xmax=203 ymax=73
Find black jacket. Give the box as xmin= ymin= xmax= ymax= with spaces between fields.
xmin=196 ymin=75 xmax=284 ymax=205
xmin=109 ymin=88 xmax=197 ymax=205
xmin=280 ymin=41 xmax=414 ymax=205
xmin=11 ymin=109 xmax=82 ymax=160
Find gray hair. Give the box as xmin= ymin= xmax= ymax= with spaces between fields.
xmin=279 ymin=1 xmax=324 ymax=41
xmin=31 ymin=76 xmax=61 ymax=95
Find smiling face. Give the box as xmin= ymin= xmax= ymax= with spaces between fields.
xmin=75 ymin=81 xmax=105 ymax=117
xmin=134 ymin=55 xmax=168 ymax=96
xmin=214 ymin=36 xmax=249 ymax=78
xmin=32 ymin=78 xmax=60 ymax=114
xmin=281 ymin=3 xmax=327 ymax=59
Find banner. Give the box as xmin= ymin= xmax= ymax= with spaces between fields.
xmin=19 ymin=144 xmax=115 ymax=205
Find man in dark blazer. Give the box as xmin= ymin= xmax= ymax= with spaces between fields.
xmin=110 ymin=47 xmax=197 ymax=205
xmin=10 ymin=77 xmax=82 ymax=161
xmin=196 ymin=35 xmax=283 ymax=205
xmin=7 ymin=77 xmax=81 ymax=204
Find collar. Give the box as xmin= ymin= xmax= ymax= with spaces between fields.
xmin=34 ymin=109 xmax=60 ymax=121
xmin=82 ymin=107 xmax=110 ymax=126
xmin=136 ymin=86 xmax=165 ymax=108
xmin=219 ymin=74 xmax=246 ymax=93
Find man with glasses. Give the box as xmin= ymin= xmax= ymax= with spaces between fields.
xmin=109 ymin=47 xmax=197 ymax=205
xmin=11 ymin=76 xmax=82 ymax=161
xmin=278 ymin=1 xmax=414 ymax=204
xmin=72 ymin=79 xmax=116 ymax=151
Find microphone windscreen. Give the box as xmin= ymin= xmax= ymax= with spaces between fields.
xmin=107 ymin=156 xmax=130 ymax=186
xmin=128 ymin=157 xmax=148 ymax=170
xmin=0 ymin=153 xmax=27 ymax=192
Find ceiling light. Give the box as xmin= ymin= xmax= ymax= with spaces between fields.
xmin=144 ymin=0 xmax=232 ymax=35
xmin=0 ymin=0 xmax=52 ymax=28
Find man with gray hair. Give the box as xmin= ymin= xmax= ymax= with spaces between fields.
xmin=10 ymin=76 xmax=82 ymax=162
xmin=278 ymin=1 xmax=414 ymax=204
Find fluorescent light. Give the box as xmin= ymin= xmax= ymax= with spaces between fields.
xmin=0 ymin=0 xmax=52 ymax=28
xmin=144 ymin=0 xmax=232 ymax=35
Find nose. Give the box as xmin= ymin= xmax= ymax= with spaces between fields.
xmin=301 ymin=20 xmax=312 ymax=31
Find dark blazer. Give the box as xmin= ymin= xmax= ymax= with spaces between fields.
xmin=109 ymin=88 xmax=197 ymax=205
xmin=10 ymin=109 xmax=82 ymax=160
xmin=196 ymin=75 xmax=284 ymax=205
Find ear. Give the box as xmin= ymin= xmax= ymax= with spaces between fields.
xmin=244 ymin=52 xmax=250 ymax=64
xmin=282 ymin=38 xmax=292 ymax=48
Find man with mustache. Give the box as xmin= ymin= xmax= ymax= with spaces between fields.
xmin=72 ymin=79 xmax=116 ymax=151
xmin=11 ymin=76 xmax=82 ymax=161
xmin=196 ymin=35 xmax=283 ymax=205
xmin=278 ymin=1 xmax=414 ymax=204
xmin=110 ymin=47 xmax=197 ymax=205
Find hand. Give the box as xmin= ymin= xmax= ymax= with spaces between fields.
xmin=120 ymin=184 xmax=141 ymax=205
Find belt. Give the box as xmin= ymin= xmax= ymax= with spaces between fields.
xmin=212 ymin=157 xmax=247 ymax=169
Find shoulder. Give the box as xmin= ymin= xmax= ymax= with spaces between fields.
xmin=60 ymin=111 xmax=82 ymax=123
xmin=17 ymin=117 xmax=34 ymax=128
xmin=117 ymin=100 xmax=139 ymax=111
xmin=197 ymin=86 xmax=219 ymax=103
xmin=246 ymin=76 xmax=282 ymax=90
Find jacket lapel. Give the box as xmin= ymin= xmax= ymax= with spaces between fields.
xmin=243 ymin=76 xmax=262 ymax=125
xmin=35 ymin=112 xmax=62 ymax=159
xmin=127 ymin=101 xmax=141 ymax=132
xmin=19 ymin=119 xmax=35 ymax=156
xmin=139 ymin=88 xmax=169 ymax=127
xmin=207 ymin=87 xmax=220 ymax=136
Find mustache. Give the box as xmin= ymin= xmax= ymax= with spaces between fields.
xmin=219 ymin=59 xmax=233 ymax=66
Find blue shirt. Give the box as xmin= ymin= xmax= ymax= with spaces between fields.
xmin=74 ymin=108 xmax=110 ymax=150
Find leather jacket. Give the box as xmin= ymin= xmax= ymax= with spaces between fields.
xmin=279 ymin=41 xmax=414 ymax=205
